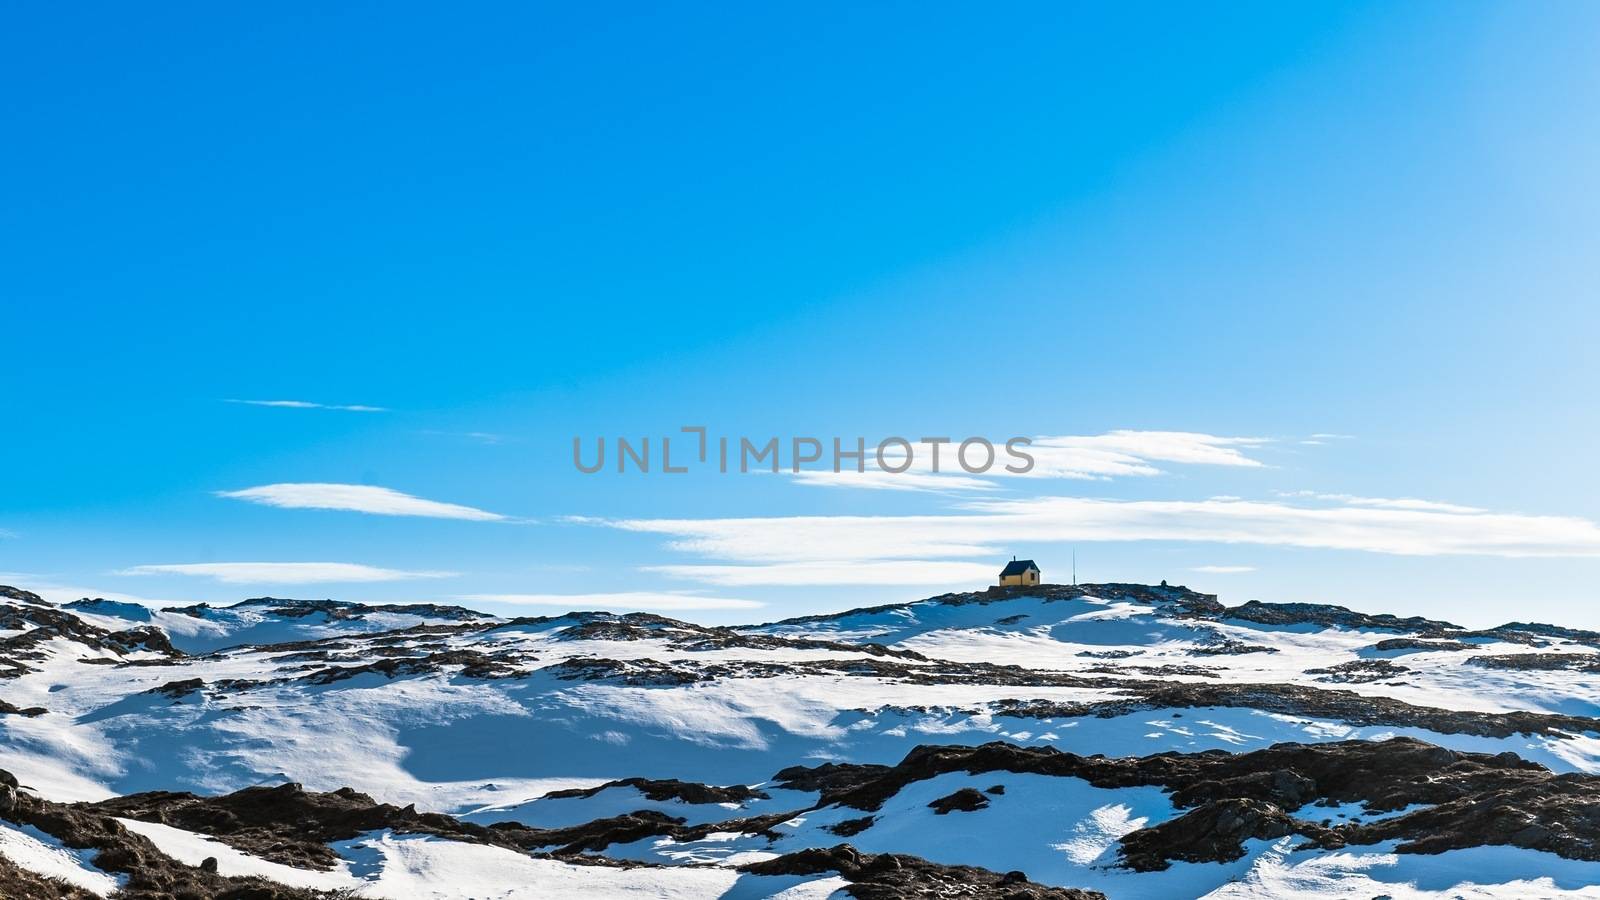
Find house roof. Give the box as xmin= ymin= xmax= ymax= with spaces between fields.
xmin=999 ymin=559 xmax=1039 ymax=577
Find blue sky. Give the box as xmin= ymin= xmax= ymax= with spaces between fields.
xmin=4 ymin=2 xmax=1600 ymax=626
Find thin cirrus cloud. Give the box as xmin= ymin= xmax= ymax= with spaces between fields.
xmin=791 ymin=470 xmax=1002 ymax=493
xmin=600 ymin=494 xmax=1600 ymax=589
xmin=119 ymin=562 xmax=456 ymax=584
xmin=226 ymin=399 xmax=387 ymax=412
xmin=645 ymin=560 xmax=998 ymax=587
xmin=459 ymin=591 xmax=763 ymax=611
xmin=1275 ymin=491 xmax=1487 ymax=514
xmin=788 ymin=430 xmax=1271 ymax=493
xmin=217 ymin=483 xmax=509 ymax=521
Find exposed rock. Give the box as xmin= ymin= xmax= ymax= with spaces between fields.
xmin=995 ymin=680 xmax=1600 ymax=738
xmin=1304 ymin=659 xmax=1411 ymax=683
xmin=301 ymin=649 xmax=526 ymax=684
xmin=828 ymin=816 xmax=876 ymax=837
xmin=1212 ymin=600 xmax=1459 ymax=633
xmin=0 ymin=771 xmax=355 ymax=899
xmin=1076 ymin=649 xmax=1137 ymax=659
xmin=542 ymin=656 xmax=709 ymax=686
xmin=1370 ymin=637 xmax=1473 ymax=653
xmin=779 ymin=737 xmax=1600 ymax=870
xmin=739 ymin=844 xmax=1105 ymax=900
xmin=0 ymin=585 xmax=49 ymax=606
xmin=1467 ymin=653 xmax=1600 ymax=673
xmin=1119 ymin=798 xmax=1297 ymax=870
xmin=1190 ymin=640 xmax=1278 ymax=656
xmin=927 ymin=787 xmax=989 ymax=814
xmin=0 ymin=698 xmax=47 ymax=717
xmin=773 ymin=762 xmax=891 ymax=795
xmin=145 ymin=678 xmax=205 ymax=700
xmin=539 ymin=777 xmax=768 ymax=806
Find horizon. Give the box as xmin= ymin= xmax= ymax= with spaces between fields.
xmin=11 ymin=577 xmax=1542 ymax=636
xmin=6 ymin=3 xmax=1600 ymax=630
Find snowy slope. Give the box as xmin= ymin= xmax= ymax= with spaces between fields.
xmin=4 ymin=581 xmax=1600 ymax=898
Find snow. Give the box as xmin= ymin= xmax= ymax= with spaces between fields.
xmin=0 ymin=822 xmax=123 ymax=895
xmin=766 ymin=771 xmax=1177 ymax=883
xmin=9 ymin=588 xmax=1600 ymax=898
xmin=114 ymin=818 xmax=840 ymax=899
xmin=335 ymin=831 xmax=743 ymax=898
xmin=116 ymin=817 xmax=358 ymax=890
xmin=1203 ymin=838 xmax=1600 ymax=899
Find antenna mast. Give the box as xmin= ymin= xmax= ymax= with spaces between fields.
xmin=1072 ymin=548 xmax=1077 ymax=587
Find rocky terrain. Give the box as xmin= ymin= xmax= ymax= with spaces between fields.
xmin=5 ymin=581 xmax=1600 ymax=897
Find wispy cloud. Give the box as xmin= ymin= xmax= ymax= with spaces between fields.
xmin=226 ymin=399 xmax=387 ymax=412
xmin=1191 ymin=565 xmax=1257 ymax=574
xmin=646 ymin=560 xmax=996 ymax=586
xmin=459 ymin=591 xmax=762 ymax=611
xmin=1276 ymin=491 xmax=1487 ymax=514
xmin=421 ymin=430 xmax=511 ymax=445
xmin=119 ymin=562 xmax=456 ymax=584
xmin=788 ymin=430 xmax=1272 ymax=493
xmin=791 ymin=471 xmax=1000 ymax=492
xmin=217 ymin=483 xmax=510 ymax=521
xmin=604 ymin=494 xmax=1600 ymax=572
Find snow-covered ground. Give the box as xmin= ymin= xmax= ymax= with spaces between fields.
xmin=3 ymin=582 xmax=1599 ymax=898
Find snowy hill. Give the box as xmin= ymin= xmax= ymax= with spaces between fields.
xmin=4 ymin=581 xmax=1600 ymax=898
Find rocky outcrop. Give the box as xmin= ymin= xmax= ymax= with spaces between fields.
xmin=994 ymin=679 xmax=1600 ymax=738
xmin=739 ymin=845 xmax=1105 ymax=899
xmin=0 ymin=585 xmax=48 ymax=606
xmin=1304 ymin=659 xmax=1410 ymax=683
xmin=1468 ymin=652 xmax=1600 ymax=673
xmin=1370 ymin=637 xmax=1474 ymax=653
xmin=1 ymin=772 xmax=349 ymax=899
xmin=773 ymin=737 xmax=1600 ymax=871
xmin=539 ymin=777 xmax=768 ymax=806
xmin=1212 ymin=600 xmax=1459 ymax=633
xmin=927 ymin=787 xmax=989 ymax=814
xmin=1120 ymin=798 xmax=1297 ymax=870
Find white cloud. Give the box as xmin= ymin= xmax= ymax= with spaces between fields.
xmin=120 ymin=562 xmax=456 ymax=584
xmin=786 ymin=430 xmax=1271 ymax=493
xmin=459 ymin=592 xmax=762 ymax=611
xmin=1276 ymin=491 xmax=1487 ymax=514
xmin=217 ymin=483 xmax=509 ymax=521
xmin=790 ymin=470 xmax=1000 ymax=492
xmin=422 ymin=430 xmax=510 ymax=445
xmin=1191 ymin=565 xmax=1257 ymax=574
xmin=646 ymin=560 xmax=997 ymax=586
xmin=227 ymin=399 xmax=386 ymax=412
xmin=1028 ymin=430 xmax=1269 ymax=475
xmin=606 ymin=494 xmax=1600 ymax=563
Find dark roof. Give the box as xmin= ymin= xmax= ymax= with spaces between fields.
xmin=999 ymin=559 xmax=1039 ymax=577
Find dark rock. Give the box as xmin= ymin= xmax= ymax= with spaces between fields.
xmin=1468 ymin=653 xmax=1600 ymax=673
xmin=1371 ymin=638 xmax=1473 ymax=653
xmin=1119 ymin=798 xmax=1297 ymax=870
xmin=540 ymin=777 xmax=767 ymax=806
xmin=739 ymin=844 xmax=1105 ymax=899
xmin=829 ymin=816 xmax=876 ymax=837
xmin=927 ymin=787 xmax=989 ymax=814
xmin=1304 ymin=660 xmax=1411 ymax=683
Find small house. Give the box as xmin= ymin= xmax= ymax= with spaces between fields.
xmin=998 ymin=558 xmax=1040 ymax=587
